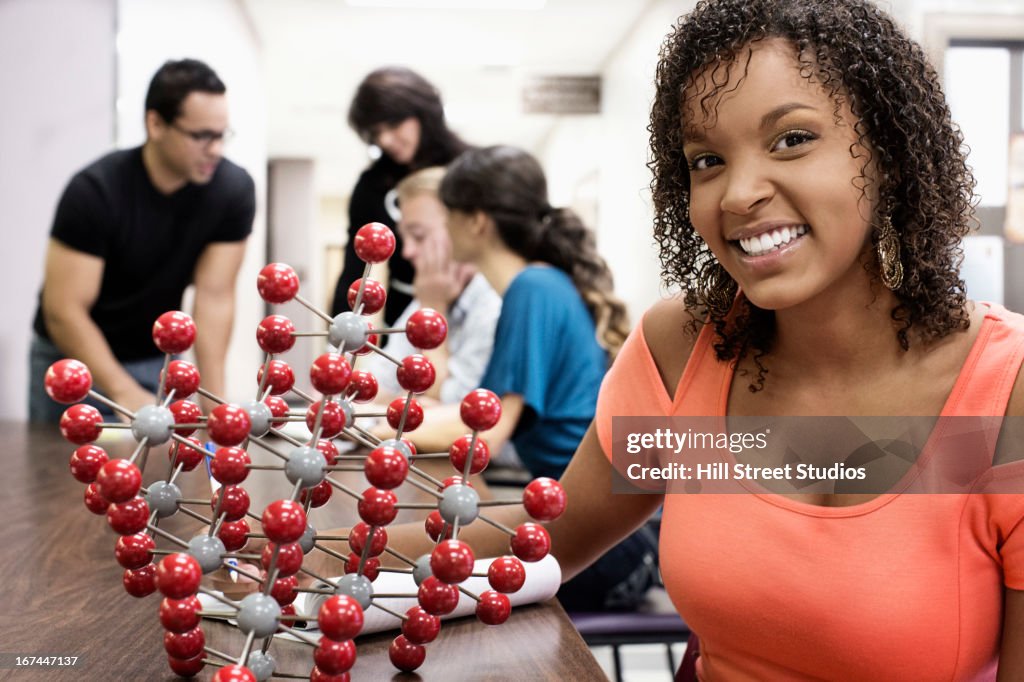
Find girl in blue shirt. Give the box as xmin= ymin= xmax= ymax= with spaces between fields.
xmin=440 ymin=145 xmax=658 ymax=611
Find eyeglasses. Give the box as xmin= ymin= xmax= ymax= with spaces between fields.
xmin=171 ymin=122 xmax=234 ymax=147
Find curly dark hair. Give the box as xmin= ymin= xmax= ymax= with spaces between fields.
xmin=441 ymin=146 xmax=631 ymax=359
xmin=649 ymin=0 xmax=975 ymax=390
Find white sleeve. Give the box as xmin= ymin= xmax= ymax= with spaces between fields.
xmin=439 ymin=286 xmax=502 ymax=404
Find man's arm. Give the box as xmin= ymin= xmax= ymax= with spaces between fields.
xmin=191 ymin=241 xmax=247 ymax=410
xmin=41 ymin=239 xmax=155 ymax=414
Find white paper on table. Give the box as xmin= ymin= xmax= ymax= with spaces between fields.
xmin=199 ymin=554 xmax=561 ymax=639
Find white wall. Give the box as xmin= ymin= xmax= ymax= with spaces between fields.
xmin=595 ymin=0 xmax=697 ymax=323
xmin=0 ymin=0 xmax=117 ymax=420
xmin=117 ymin=0 xmax=268 ymax=404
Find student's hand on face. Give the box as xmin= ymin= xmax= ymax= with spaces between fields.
xmin=413 ymin=235 xmax=461 ymax=312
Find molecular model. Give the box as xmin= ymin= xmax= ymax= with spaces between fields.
xmin=45 ymin=222 xmax=567 ymax=682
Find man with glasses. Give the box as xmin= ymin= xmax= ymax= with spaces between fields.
xmin=28 ymin=59 xmax=255 ymax=422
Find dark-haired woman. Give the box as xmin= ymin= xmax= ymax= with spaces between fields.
xmin=330 ymin=66 xmax=470 ymax=324
xmin=343 ymin=1 xmax=1023 ymax=676
xmin=438 ymin=145 xmax=658 ymax=611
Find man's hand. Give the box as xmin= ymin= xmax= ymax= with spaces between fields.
xmin=111 ymin=384 xmax=159 ymax=421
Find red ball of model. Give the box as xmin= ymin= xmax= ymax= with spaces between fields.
xmin=169 ymin=400 xmax=203 ymax=436
xmin=417 ymin=576 xmax=460 ymax=616
xmin=448 ymin=435 xmax=490 ymax=475
xmin=212 ymin=665 xmax=257 ymax=682
xmin=262 ymin=542 xmax=304 ymax=577
xmin=59 ymin=404 xmax=103 ymax=444
xmin=211 ymin=485 xmax=251 ymax=522
xmin=257 ymin=263 xmax=300 ymax=304
xmin=315 ymin=439 xmax=340 ymax=465
xmin=348 ymin=522 xmax=387 ymax=557
xmin=170 ymin=437 xmax=205 ymax=472
xmin=406 ymin=308 xmax=448 ymax=349
xmin=299 ymin=480 xmax=333 ymax=508
xmin=347 ymin=370 xmax=378 ymax=403
xmin=386 ymin=397 xmax=423 ymax=431
xmin=207 ymin=404 xmax=252 ymax=446
xmin=314 ymin=636 xmax=356 ymax=675
xmin=396 ymin=355 xmax=436 ymax=394
xmin=353 ymin=328 xmax=380 ymax=356
xmin=439 ymin=475 xmax=471 ymax=490
xmin=262 ymin=499 xmax=308 ymax=544
xmin=211 ymin=447 xmax=250 ymax=485
xmin=344 ymin=553 xmax=380 ymax=581
xmin=357 ymin=487 xmax=398 ymax=526
xmin=424 ymin=510 xmax=452 ymax=542
xmin=258 ymin=360 xmax=295 ymax=395
xmin=523 ymin=477 xmax=567 ymax=521
xmin=115 ymin=532 xmax=155 ymax=569
xmin=364 ymin=446 xmax=409 ymax=490
xmin=70 ymin=444 xmax=108 ymax=483
xmin=306 ymin=400 xmax=346 ymax=438
xmin=153 ymin=311 xmax=197 ymax=354
xmin=123 ymin=564 xmax=157 ymax=598
xmin=167 ymin=653 xmax=205 ymax=677
xmin=271 ymin=575 xmax=299 ymax=606
xmin=318 ymin=595 xmax=365 ymax=641
xmin=264 ymin=395 xmax=289 ymax=428
xmin=389 ymin=634 xmax=426 ymax=673
xmin=402 ymin=606 xmax=441 ymax=644
xmin=310 ymin=668 xmax=350 ymax=682
xmin=430 ymin=539 xmax=475 ymax=585
xmin=511 ymin=522 xmax=551 ymax=562
xmin=460 ymin=389 xmax=502 ymax=431
xmin=164 ymin=625 xmax=205 ymax=659
xmin=217 ymin=519 xmax=250 ymax=552
xmin=487 ymin=556 xmax=526 ymax=593
xmin=476 ymin=590 xmax=512 ymax=625
xmin=156 ymin=553 xmax=203 ymax=599
xmin=256 ymin=315 xmax=296 ymax=354
xmin=44 ymin=358 xmax=92 ymax=403
xmin=310 ymin=353 xmax=352 ymax=395
xmin=160 ymin=595 xmax=202 ymax=633
xmin=354 ymin=222 xmax=396 ymax=263
xmin=84 ymin=483 xmax=110 ymax=515
xmin=96 ymin=459 xmax=142 ymax=503
xmin=347 ymin=278 xmax=387 ymax=315
xmin=163 ymin=360 xmax=200 ymax=398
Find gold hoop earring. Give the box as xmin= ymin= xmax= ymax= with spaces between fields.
xmin=877 ymin=214 xmax=903 ymax=291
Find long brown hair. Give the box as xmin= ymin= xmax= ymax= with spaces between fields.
xmin=348 ymin=66 xmax=470 ymax=169
xmin=440 ymin=146 xmax=630 ymax=359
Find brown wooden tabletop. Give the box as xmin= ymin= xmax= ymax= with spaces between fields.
xmin=0 ymin=422 xmax=607 ymax=681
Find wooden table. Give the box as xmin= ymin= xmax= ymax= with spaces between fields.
xmin=0 ymin=422 xmax=606 ymax=681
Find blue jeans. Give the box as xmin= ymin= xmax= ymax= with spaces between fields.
xmin=28 ymin=334 xmax=166 ymax=424
xmin=557 ymin=519 xmax=661 ymax=612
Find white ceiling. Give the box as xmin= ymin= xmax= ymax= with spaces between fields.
xmin=240 ymin=0 xmax=656 ymax=192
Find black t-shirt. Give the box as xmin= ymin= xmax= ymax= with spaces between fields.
xmin=33 ymin=146 xmax=255 ymax=361
xmin=329 ymin=154 xmax=414 ymax=324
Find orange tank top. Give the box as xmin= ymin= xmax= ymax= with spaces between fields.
xmin=596 ymin=304 xmax=1024 ymax=681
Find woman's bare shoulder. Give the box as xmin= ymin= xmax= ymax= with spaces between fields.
xmin=640 ymin=296 xmax=704 ymax=397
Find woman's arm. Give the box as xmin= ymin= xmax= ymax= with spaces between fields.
xmin=307 ymin=420 xmax=662 ymax=583
xmin=998 ymin=588 xmax=1024 ymax=681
